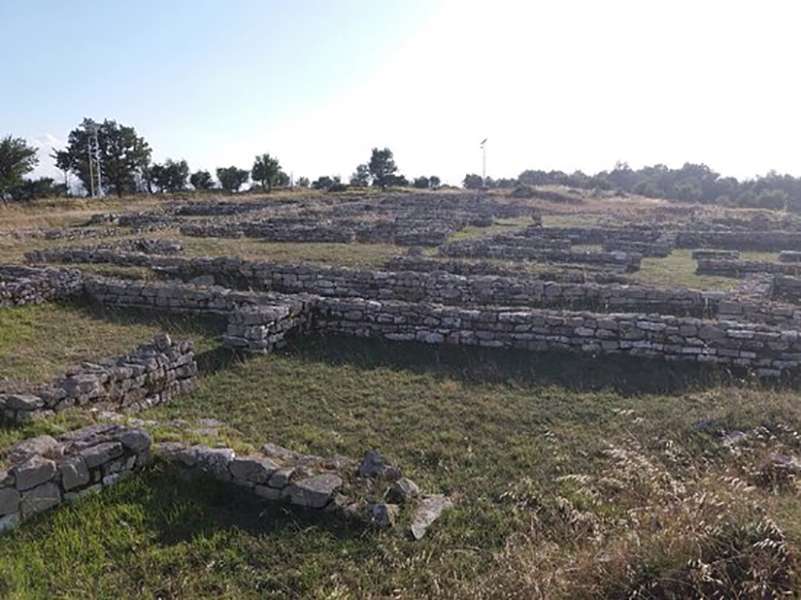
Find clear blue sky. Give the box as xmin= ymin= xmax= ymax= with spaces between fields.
xmin=4 ymin=0 xmax=801 ymax=185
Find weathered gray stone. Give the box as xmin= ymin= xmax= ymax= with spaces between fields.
xmin=118 ymin=429 xmax=151 ymax=453
xmin=267 ymin=467 xmax=295 ymax=489
xmin=358 ymin=450 xmax=401 ymax=481
xmin=14 ymin=455 xmax=57 ymax=491
xmin=0 ymin=512 xmax=20 ymax=534
xmin=64 ymin=483 xmax=103 ymax=504
xmin=79 ymin=442 xmax=123 ymax=469
xmin=229 ymin=456 xmax=281 ymax=483
xmin=59 ymin=456 xmax=90 ymax=491
xmin=7 ymin=435 xmax=62 ymax=464
xmin=20 ymin=483 xmax=61 ymax=518
xmin=389 ymin=477 xmax=420 ymax=503
xmin=195 ymin=447 xmax=235 ymax=480
xmin=0 ymin=487 xmax=20 ymax=516
xmin=369 ymin=502 xmax=399 ymax=528
xmin=410 ymin=495 xmax=453 ymax=540
xmin=286 ymin=473 xmax=342 ymax=508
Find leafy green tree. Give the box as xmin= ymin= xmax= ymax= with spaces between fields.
xmin=413 ymin=176 xmax=430 ymax=189
xmin=252 ymin=153 xmax=281 ymax=192
xmin=296 ymin=176 xmax=310 ymax=188
xmin=312 ymin=175 xmax=341 ymax=190
xmin=58 ymin=118 xmax=151 ymax=197
xmin=350 ymin=164 xmax=370 ymax=187
xmin=0 ymin=136 xmax=38 ymax=199
xmin=190 ymin=170 xmax=215 ymax=190
xmin=9 ymin=177 xmax=65 ymax=202
xmin=463 ymin=173 xmax=483 ymax=189
xmin=216 ymin=166 xmax=249 ymax=193
xmin=429 ymin=175 xmax=441 ymax=188
xmin=368 ymin=147 xmax=398 ymax=189
xmin=151 ymin=159 xmax=189 ymax=193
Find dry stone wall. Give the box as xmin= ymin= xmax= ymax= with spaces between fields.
xmin=0 ymin=334 xmax=197 ymax=424
xmin=157 ymin=442 xmax=452 ymax=536
xmin=29 ymin=252 xmax=709 ymax=316
xmin=316 ymin=298 xmax=801 ymax=377
xmin=0 ymin=265 xmax=83 ymax=307
xmin=0 ymin=425 xmax=151 ymax=534
xmin=678 ymin=230 xmax=801 ymax=251
xmin=384 ymin=256 xmax=631 ymax=283
xmin=692 ymin=249 xmax=740 ymax=260
xmin=438 ymin=240 xmax=642 ymax=272
xmin=697 ymin=259 xmax=801 ymax=278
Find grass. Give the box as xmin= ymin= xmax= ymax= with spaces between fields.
xmin=0 ymin=302 xmax=222 ymax=383
xmin=4 ymin=336 xmax=801 ymax=597
xmin=179 ymin=237 xmax=403 ymax=267
xmin=5 ymin=194 xmax=801 ymax=597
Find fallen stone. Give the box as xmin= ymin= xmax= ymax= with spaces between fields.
xmin=369 ymin=502 xmax=399 ymax=528
xmin=0 ymin=512 xmax=20 ymax=534
xmin=358 ymin=450 xmax=401 ymax=481
xmin=389 ymin=477 xmax=420 ymax=503
xmin=410 ymin=495 xmax=454 ymax=540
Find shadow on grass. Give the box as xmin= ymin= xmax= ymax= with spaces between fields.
xmin=63 ymin=299 xmax=229 ymax=340
xmin=20 ymin=463 xmax=368 ymax=546
xmin=278 ymin=334 xmax=788 ymax=396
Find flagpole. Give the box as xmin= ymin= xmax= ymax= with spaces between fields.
xmin=480 ymin=138 xmax=487 ymax=185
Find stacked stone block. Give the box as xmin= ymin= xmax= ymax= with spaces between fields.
xmin=0 ymin=334 xmax=197 ymax=424
xmin=0 ymin=425 xmax=151 ymax=534
xmin=0 ymin=265 xmax=83 ymax=307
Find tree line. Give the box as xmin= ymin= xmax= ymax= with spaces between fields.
xmin=463 ymin=162 xmax=801 ymax=211
xmin=0 ymin=117 xmax=442 ymax=201
xmin=3 ymin=117 xmax=801 ymax=210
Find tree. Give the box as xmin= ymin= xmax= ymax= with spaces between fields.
xmin=216 ymin=166 xmax=249 ymax=193
xmin=368 ymin=147 xmax=398 ymax=189
xmin=0 ymin=136 xmax=38 ymax=199
xmin=58 ymin=118 xmax=151 ymax=197
xmin=413 ymin=176 xmax=430 ymax=189
xmin=150 ymin=159 xmax=189 ymax=193
xmin=8 ymin=177 xmax=65 ymax=202
xmin=252 ymin=153 xmax=282 ymax=192
xmin=350 ymin=163 xmax=370 ymax=187
xmin=312 ymin=175 xmax=342 ymax=190
xmin=190 ymin=170 xmax=215 ymax=190
xmin=296 ymin=176 xmax=310 ymax=188
xmin=463 ymin=173 xmax=483 ymax=189
xmin=429 ymin=176 xmax=441 ymax=189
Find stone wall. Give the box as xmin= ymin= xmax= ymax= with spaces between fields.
xmin=696 ymin=259 xmax=801 ymax=278
xmin=0 ymin=334 xmax=197 ymax=424
xmin=678 ymin=230 xmax=801 ymax=251
xmin=157 ymin=441 xmax=451 ymax=536
xmin=316 ymin=298 xmax=801 ymax=377
xmin=384 ymin=256 xmax=631 ymax=283
xmin=31 ymin=251 xmax=708 ymax=316
xmin=521 ymin=225 xmax=664 ymax=245
xmin=0 ymin=265 xmax=83 ymax=307
xmin=691 ymin=249 xmax=740 ymax=260
xmin=83 ymin=277 xmax=317 ymax=354
xmin=438 ymin=240 xmax=642 ymax=272
xmin=0 ymin=425 xmax=151 ymax=534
